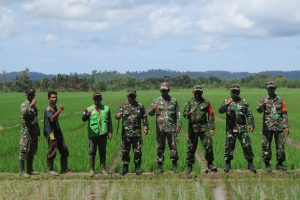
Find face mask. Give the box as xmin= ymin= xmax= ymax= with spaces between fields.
xmin=231 ymin=90 xmax=240 ymax=100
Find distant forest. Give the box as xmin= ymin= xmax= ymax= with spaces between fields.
xmin=1 ymin=68 xmax=300 ymax=92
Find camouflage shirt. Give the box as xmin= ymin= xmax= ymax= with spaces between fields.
xmin=219 ymin=97 xmax=255 ymax=133
xmin=148 ymin=96 xmax=181 ymax=132
xmin=257 ymin=95 xmax=288 ymax=131
xmin=183 ymin=97 xmax=215 ymax=132
xmin=20 ymin=100 xmax=40 ymax=137
xmin=117 ymin=101 xmax=148 ymax=137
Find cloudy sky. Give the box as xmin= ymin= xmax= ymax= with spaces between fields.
xmin=1 ymin=0 xmax=300 ymax=74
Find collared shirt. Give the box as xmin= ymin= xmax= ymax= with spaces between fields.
xmin=44 ymin=102 xmax=63 ymax=139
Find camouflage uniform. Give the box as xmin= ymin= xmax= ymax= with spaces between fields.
xmin=257 ymin=82 xmax=288 ymax=166
xmin=148 ymin=83 xmax=181 ymax=167
xmin=183 ymin=86 xmax=215 ymax=168
xmin=218 ymin=85 xmax=255 ymax=163
xmin=116 ymin=90 xmax=148 ymax=170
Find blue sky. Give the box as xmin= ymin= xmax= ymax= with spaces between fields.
xmin=0 ymin=0 xmax=300 ymax=74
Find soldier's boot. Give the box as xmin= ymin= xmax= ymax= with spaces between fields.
xmin=208 ymin=161 xmax=217 ymax=172
xmin=48 ymin=159 xmax=59 ymax=176
xmin=157 ymin=163 xmax=164 ymax=173
xmin=27 ymin=157 xmax=40 ymax=175
xmin=61 ymin=158 xmax=71 ymax=174
xmin=89 ymin=158 xmax=95 ymax=177
xmin=121 ymin=164 xmax=129 ymax=176
xmin=135 ymin=162 xmax=142 ymax=175
xmin=276 ymin=161 xmax=287 ymax=171
xmin=172 ymin=161 xmax=179 ymax=174
xmin=248 ymin=160 xmax=256 ymax=174
xmin=265 ymin=161 xmax=272 ymax=173
xmin=19 ymin=160 xmax=30 ymax=178
xmin=186 ymin=164 xmax=192 ymax=175
xmin=224 ymin=160 xmax=231 ymax=173
xmin=100 ymin=163 xmax=108 ymax=176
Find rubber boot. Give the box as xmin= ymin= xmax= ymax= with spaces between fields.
xmin=135 ymin=162 xmax=142 ymax=175
xmin=157 ymin=163 xmax=164 ymax=173
xmin=19 ymin=160 xmax=30 ymax=178
xmin=121 ymin=164 xmax=129 ymax=176
xmin=61 ymin=157 xmax=71 ymax=174
xmin=89 ymin=158 xmax=95 ymax=177
xmin=208 ymin=161 xmax=217 ymax=172
xmin=248 ymin=160 xmax=256 ymax=174
xmin=276 ymin=161 xmax=287 ymax=171
xmin=265 ymin=161 xmax=272 ymax=173
xmin=186 ymin=164 xmax=192 ymax=175
xmin=224 ymin=160 xmax=231 ymax=173
xmin=27 ymin=157 xmax=40 ymax=175
xmin=172 ymin=161 xmax=179 ymax=173
xmin=48 ymin=159 xmax=59 ymax=176
xmin=100 ymin=163 xmax=108 ymax=175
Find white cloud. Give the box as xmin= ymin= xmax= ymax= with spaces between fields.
xmin=0 ymin=7 xmax=18 ymax=40
xmin=191 ymin=36 xmax=229 ymax=51
xmin=43 ymin=34 xmax=58 ymax=43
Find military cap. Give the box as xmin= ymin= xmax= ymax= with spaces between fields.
xmin=160 ymin=82 xmax=170 ymax=90
xmin=93 ymin=91 xmax=102 ymax=98
xmin=266 ymin=81 xmax=276 ymax=89
xmin=230 ymin=84 xmax=240 ymax=91
xmin=127 ymin=89 xmax=137 ymax=96
xmin=193 ymin=85 xmax=203 ymax=92
xmin=25 ymin=88 xmax=35 ymax=95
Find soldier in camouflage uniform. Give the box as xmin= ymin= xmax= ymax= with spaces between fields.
xmin=219 ymin=84 xmax=256 ymax=173
xmin=257 ymin=82 xmax=289 ymax=172
xmin=183 ymin=86 xmax=217 ymax=174
xmin=115 ymin=89 xmax=148 ymax=175
xmin=148 ymin=82 xmax=181 ymax=173
xmin=19 ymin=88 xmax=40 ymax=178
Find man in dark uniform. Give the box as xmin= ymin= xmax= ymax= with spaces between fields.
xmin=148 ymin=82 xmax=181 ymax=173
xmin=219 ymin=84 xmax=256 ymax=173
xmin=115 ymin=89 xmax=148 ymax=175
xmin=257 ymin=82 xmax=289 ymax=172
xmin=44 ymin=91 xmax=70 ymax=175
xmin=183 ymin=85 xmax=217 ymax=174
xmin=82 ymin=91 xmax=113 ymax=177
xmin=19 ymin=88 xmax=40 ymax=178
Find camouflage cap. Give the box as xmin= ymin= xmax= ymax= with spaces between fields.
xmin=127 ymin=89 xmax=137 ymax=96
xmin=266 ymin=81 xmax=276 ymax=89
xmin=160 ymin=82 xmax=170 ymax=91
xmin=25 ymin=88 xmax=35 ymax=95
xmin=230 ymin=84 xmax=240 ymax=91
xmin=193 ymin=85 xmax=203 ymax=92
xmin=93 ymin=91 xmax=102 ymax=98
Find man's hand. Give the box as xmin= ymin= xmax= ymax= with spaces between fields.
xmin=284 ymin=128 xmax=289 ymax=135
xmin=144 ymin=127 xmax=148 ymax=135
xmin=30 ymin=99 xmax=37 ymax=107
xmin=209 ymin=129 xmax=215 ymax=136
xmin=152 ymin=104 xmax=158 ymax=112
xmin=88 ymin=110 xmax=93 ymax=115
xmin=248 ymin=127 xmax=254 ymax=133
xmin=175 ymin=126 xmax=181 ymax=134
xmin=189 ymin=108 xmax=195 ymax=115
xmin=226 ymin=98 xmax=233 ymax=105
xmin=262 ymin=98 xmax=268 ymax=104
xmin=115 ymin=112 xmax=122 ymax=119
xmin=58 ymin=105 xmax=64 ymax=112
xmin=108 ymin=132 xmax=112 ymax=140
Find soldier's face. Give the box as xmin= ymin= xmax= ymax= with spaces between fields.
xmin=27 ymin=93 xmax=35 ymax=102
xmin=128 ymin=94 xmax=136 ymax=103
xmin=194 ymin=91 xmax=203 ymax=99
xmin=230 ymin=90 xmax=240 ymax=98
xmin=49 ymin=94 xmax=57 ymax=104
xmin=160 ymin=89 xmax=169 ymax=96
xmin=268 ymin=87 xmax=276 ymax=96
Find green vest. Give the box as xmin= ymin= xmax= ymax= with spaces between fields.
xmin=87 ymin=105 xmax=109 ymax=138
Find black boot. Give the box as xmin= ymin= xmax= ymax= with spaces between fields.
xmin=122 ymin=164 xmax=129 ymax=175
xmin=186 ymin=164 xmax=192 ymax=174
xmin=27 ymin=157 xmax=39 ymax=175
xmin=19 ymin=160 xmax=30 ymax=178
xmin=248 ymin=160 xmax=256 ymax=174
xmin=208 ymin=161 xmax=217 ymax=172
xmin=48 ymin=159 xmax=59 ymax=176
xmin=135 ymin=162 xmax=142 ymax=175
xmin=265 ymin=161 xmax=272 ymax=173
xmin=157 ymin=163 xmax=164 ymax=173
xmin=89 ymin=158 xmax=95 ymax=177
xmin=172 ymin=161 xmax=179 ymax=173
xmin=61 ymin=157 xmax=71 ymax=174
xmin=276 ymin=161 xmax=287 ymax=171
xmin=224 ymin=160 xmax=231 ymax=173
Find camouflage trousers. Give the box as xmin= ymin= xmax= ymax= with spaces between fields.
xmin=19 ymin=135 xmax=38 ymax=160
xmin=224 ymin=131 xmax=254 ymax=162
xmin=121 ymin=135 xmax=142 ymax=165
xmin=262 ymin=130 xmax=285 ymax=162
xmin=89 ymin=135 xmax=107 ymax=165
xmin=186 ymin=131 xmax=214 ymax=165
xmin=156 ymin=131 xmax=178 ymax=164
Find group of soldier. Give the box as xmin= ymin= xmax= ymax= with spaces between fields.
xmin=18 ymin=81 xmax=289 ymax=178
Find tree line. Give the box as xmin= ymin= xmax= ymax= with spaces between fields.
xmin=1 ymin=68 xmax=300 ymax=93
